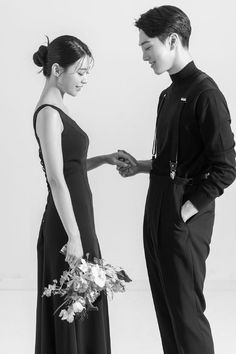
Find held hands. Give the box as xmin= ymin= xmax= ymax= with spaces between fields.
xmin=109 ymin=150 xmax=199 ymax=223
xmin=181 ymin=200 xmax=199 ymax=223
xmin=106 ymin=150 xmax=138 ymax=172
xmin=116 ymin=150 xmax=139 ymax=177
xmin=109 ymin=150 xmax=198 ymax=222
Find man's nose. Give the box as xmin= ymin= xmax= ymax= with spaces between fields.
xmin=142 ymin=52 xmax=149 ymax=61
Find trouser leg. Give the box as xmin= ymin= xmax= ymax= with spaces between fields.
xmin=157 ymin=179 xmax=215 ymax=354
xmin=143 ymin=184 xmax=179 ymax=354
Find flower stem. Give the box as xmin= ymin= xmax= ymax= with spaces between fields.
xmin=53 ymin=298 xmax=70 ymax=316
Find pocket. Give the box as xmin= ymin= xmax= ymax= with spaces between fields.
xmin=179 ymin=184 xmax=199 ymax=224
xmin=185 ymin=199 xmax=215 ymax=226
xmin=185 ymin=211 xmax=199 ymax=225
xmin=180 ymin=198 xmax=201 ymax=225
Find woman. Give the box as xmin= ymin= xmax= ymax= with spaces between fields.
xmin=32 ymin=35 xmax=129 ymax=354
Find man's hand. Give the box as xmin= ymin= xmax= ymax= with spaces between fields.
xmin=116 ymin=150 xmax=139 ymax=177
xmin=117 ymin=150 xmax=138 ymax=167
xmin=181 ymin=200 xmax=199 ymax=223
xmin=117 ymin=164 xmax=140 ymax=177
xmin=106 ymin=152 xmax=133 ymax=168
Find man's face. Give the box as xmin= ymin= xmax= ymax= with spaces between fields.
xmin=139 ymin=29 xmax=174 ymax=75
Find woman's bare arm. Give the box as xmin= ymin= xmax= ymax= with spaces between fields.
xmin=86 ymin=153 xmax=129 ymax=171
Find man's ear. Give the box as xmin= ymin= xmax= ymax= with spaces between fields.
xmin=169 ymin=33 xmax=178 ymax=50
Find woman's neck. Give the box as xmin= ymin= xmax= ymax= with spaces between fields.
xmin=37 ymin=80 xmax=66 ymax=109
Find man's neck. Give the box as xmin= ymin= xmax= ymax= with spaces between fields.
xmin=168 ymin=51 xmax=193 ymax=75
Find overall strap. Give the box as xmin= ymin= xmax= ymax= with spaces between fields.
xmin=169 ymin=72 xmax=208 ymax=180
xmin=152 ymin=89 xmax=169 ymax=160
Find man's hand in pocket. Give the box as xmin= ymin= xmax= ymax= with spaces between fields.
xmin=181 ymin=200 xmax=199 ymax=223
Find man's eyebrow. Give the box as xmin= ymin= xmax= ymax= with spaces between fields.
xmin=139 ymin=40 xmax=151 ymax=46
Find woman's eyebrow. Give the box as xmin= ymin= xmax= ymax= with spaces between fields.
xmin=77 ymin=68 xmax=88 ymax=71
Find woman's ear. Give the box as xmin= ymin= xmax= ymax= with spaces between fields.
xmin=51 ymin=63 xmax=62 ymax=77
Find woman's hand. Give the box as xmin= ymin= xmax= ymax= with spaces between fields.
xmin=106 ymin=151 xmax=136 ymax=169
xmin=106 ymin=152 xmax=128 ymax=167
xmin=117 ymin=150 xmax=138 ymax=167
xmin=65 ymin=237 xmax=84 ymax=267
xmin=116 ymin=150 xmax=140 ymax=177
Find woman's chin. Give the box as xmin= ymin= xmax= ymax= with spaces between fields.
xmin=69 ymin=90 xmax=80 ymax=97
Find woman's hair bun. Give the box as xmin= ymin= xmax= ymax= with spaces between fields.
xmin=33 ymin=45 xmax=48 ymax=67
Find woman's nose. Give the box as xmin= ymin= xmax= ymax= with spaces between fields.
xmin=82 ymin=76 xmax=88 ymax=84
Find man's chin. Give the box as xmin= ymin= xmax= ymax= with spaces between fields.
xmin=153 ymin=66 xmax=168 ymax=75
xmin=153 ymin=67 xmax=162 ymax=75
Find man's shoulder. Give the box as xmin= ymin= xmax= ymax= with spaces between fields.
xmin=159 ymin=85 xmax=172 ymax=99
xmin=193 ymin=71 xmax=221 ymax=96
xmin=190 ymin=72 xmax=229 ymax=113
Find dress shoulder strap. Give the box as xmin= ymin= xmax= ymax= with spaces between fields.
xmin=33 ymin=104 xmax=65 ymax=136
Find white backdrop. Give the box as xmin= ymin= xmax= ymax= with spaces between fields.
xmin=0 ymin=0 xmax=235 ymax=292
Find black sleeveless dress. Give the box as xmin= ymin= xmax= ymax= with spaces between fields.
xmin=33 ymin=104 xmax=111 ymax=354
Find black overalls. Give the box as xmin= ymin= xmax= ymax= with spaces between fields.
xmin=143 ymin=73 xmax=216 ymax=354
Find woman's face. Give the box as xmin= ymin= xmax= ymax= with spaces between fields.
xmin=56 ymin=55 xmax=92 ymax=96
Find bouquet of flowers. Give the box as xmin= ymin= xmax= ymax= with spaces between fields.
xmin=42 ymin=244 xmax=132 ymax=323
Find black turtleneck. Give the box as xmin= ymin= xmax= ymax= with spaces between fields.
xmin=151 ymin=60 xmax=236 ymax=211
xmin=170 ymin=60 xmax=200 ymax=84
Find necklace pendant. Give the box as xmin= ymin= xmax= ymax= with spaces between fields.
xmin=169 ymin=160 xmax=177 ymax=180
xmin=170 ymin=170 xmax=176 ymax=180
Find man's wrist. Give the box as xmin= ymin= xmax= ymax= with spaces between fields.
xmin=137 ymin=160 xmax=152 ymax=173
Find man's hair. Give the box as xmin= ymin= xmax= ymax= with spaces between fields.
xmin=135 ymin=5 xmax=191 ymax=48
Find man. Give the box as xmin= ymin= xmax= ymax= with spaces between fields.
xmin=117 ymin=5 xmax=236 ymax=354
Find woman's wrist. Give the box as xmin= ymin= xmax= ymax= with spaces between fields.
xmin=103 ymin=154 xmax=111 ymax=164
xmin=67 ymin=234 xmax=82 ymax=243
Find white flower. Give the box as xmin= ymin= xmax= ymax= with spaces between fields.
xmin=59 ymin=308 xmax=75 ymax=323
xmin=105 ymin=268 xmax=117 ymax=279
xmin=88 ymin=289 xmax=99 ymax=302
xmin=42 ymin=283 xmax=56 ymax=297
xmin=74 ymin=277 xmax=88 ymax=292
xmin=91 ymin=264 xmax=106 ymax=288
xmin=43 ymin=288 xmax=52 ymax=297
xmin=72 ymin=300 xmax=85 ymax=313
